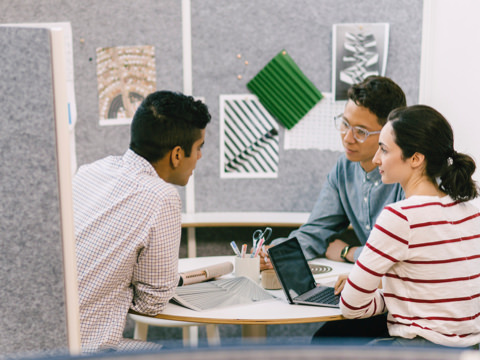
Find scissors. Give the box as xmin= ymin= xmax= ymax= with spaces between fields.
xmin=252 ymin=227 xmax=272 ymax=249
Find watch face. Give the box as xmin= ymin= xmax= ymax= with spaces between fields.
xmin=341 ymin=246 xmax=349 ymax=259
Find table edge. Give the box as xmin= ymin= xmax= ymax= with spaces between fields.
xmin=153 ymin=313 xmax=344 ymax=325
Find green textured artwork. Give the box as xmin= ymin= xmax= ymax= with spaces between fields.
xmin=247 ymin=50 xmax=323 ymax=129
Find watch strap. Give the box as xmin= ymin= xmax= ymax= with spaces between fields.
xmin=340 ymin=245 xmax=350 ymax=261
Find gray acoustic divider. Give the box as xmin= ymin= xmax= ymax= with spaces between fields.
xmin=0 ymin=26 xmax=80 ymax=357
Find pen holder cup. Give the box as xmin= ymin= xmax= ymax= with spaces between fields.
xmin=261 ymin=269 xmax=282 ymax=290
xmin=234 ymin=256 xmax=260 ymax=283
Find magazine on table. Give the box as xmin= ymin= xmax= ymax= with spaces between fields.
xmin=172 ymin=260 xmax=275 ymax=311
xmin=172 ymin=276 xmax=276 ymax=311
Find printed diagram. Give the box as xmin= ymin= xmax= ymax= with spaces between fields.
xmin=96 ymin=45 xmax=156 ymax=126
xmin=340 ymin=32 xmax=379 ymax=85
xmin=333 ymin=23 xmax=389 ymax=100
xmin=220 ymin=95 xmax=279 ymax=179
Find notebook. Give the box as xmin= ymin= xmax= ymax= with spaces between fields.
xmin=268 ymin=237 xmax=340 ymax=308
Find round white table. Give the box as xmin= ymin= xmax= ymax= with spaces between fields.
xmin=130 ymin=256 xmax=353 ymax=345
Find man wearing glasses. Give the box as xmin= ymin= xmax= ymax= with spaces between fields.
xmin=265 ymin=76 xmax=406 ymax=266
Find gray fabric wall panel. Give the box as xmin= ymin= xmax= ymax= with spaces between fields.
xmin=0 ymin=0 xmax=423 ymax=211
xmin=0 ymin=0 xmax=423 ymax=213
xmin=0 ymin=27 xmax=68 ymax=355
xmin=0 ymin=0 xmax=186 ymax=206
xmin=192 ymin=0 xmax=423 ymax=212
xmin=0 ymin=0 xmax=184 ymax=167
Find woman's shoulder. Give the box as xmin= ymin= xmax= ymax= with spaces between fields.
xmin=382 ymin=195 xmax=467 ymax=223
xmin=388 ymin=195 xmax=450 ymax=208
xmin=380 ymin=196 xmax=439 ymax=220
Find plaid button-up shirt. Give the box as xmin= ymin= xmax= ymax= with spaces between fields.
xmin=73 ymin=149 xmax=181 ymax=352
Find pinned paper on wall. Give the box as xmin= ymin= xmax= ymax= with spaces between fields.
xmin=220 ymin=94 xmax=279 ymax=179
xmin=247 ymin=49 xmax=323 ymax=130
xmin=96 ymin=45 xmax=156 ymax=126
xmin=333 ymin=23 xmax=389 ymax=101
xmin=284 ymin=93 xmax=346 ymax=152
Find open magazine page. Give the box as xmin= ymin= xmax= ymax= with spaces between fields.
xmin=171 ymin=277 xmax=276 ymax=311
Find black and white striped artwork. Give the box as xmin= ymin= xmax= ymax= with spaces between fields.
xmin=220 ymin=95 xmax=279 ymax=178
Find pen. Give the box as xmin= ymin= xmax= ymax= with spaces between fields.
xmin=253 ymin=238 xmax=265 ymax=258
xmin=241 ymin=244 xmax=247 ymax=258
xmin=230 ymin=241 xmax=241 ymax=257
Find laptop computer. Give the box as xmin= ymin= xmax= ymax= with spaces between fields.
xmin=268 ymin=237 xmax=340 ymax=308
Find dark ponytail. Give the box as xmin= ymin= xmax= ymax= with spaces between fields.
xmin=439 ymin=151 xmax=478 ymax=201
xmin=388 ymin=105 xmax=478 ymax=202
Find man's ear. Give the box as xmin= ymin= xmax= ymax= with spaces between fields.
xmin=170 ymin=146 xmax=183 ymax=168
xmin=410 ymin=152 xmax=425 ymax=169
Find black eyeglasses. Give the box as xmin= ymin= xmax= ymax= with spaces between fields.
xmin=334 ymin=114 xmax=381 ymax=143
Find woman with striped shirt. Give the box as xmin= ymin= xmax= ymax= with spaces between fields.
xmin=337 ymin=105 xmax=480 ymax=347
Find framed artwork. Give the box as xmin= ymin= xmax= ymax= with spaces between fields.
xmin=220 ymin=94 xmax=279 ymax=179
xmin=333 ymin=23 xmax=389 ymax=101
xmin=96 ymin=45 xmax=156 ymax=126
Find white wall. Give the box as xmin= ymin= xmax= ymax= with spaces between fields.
xmin=420 ymin=0 xmax=480 ymax=207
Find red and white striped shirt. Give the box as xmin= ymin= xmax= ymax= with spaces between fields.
xmin=340 ymin=195 xmax=480 ymax=347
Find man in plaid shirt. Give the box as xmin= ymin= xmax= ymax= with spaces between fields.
xmin=73 ymin=91 xmax=211 ymax=352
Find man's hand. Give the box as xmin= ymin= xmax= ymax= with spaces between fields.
xmin=334 ymin=273 xmax=349 ymax=295
xmin=325 ymin=239 xmax=357 ymax=263
xmin=259 ymin=245 xmax=274 ymax=270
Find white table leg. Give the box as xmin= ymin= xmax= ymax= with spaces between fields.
xmin=133 ymin=321 xmax=149 ymax=341
xmin=206 ymin=324 xmax=220 ymax=346
xmin=182 ymin=326 xmax=199 ymax=347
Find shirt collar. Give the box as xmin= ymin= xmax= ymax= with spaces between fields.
xmin=361 ymin=163 xmax=381 ymax=183
xmin=123 ymin=149 xmax=157 ymax=176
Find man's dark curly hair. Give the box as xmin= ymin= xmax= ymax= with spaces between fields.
xmin=347 ymin=76 xmax=406 ymax=126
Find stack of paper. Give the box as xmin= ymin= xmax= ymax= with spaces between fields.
xmin=172 ymin=277 xmax=276 ymax=311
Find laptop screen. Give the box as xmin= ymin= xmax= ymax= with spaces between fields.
xmin=268 ymin=237 xmax=316 ymax=301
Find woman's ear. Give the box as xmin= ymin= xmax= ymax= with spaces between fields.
xmin=170 ymin=146 xmax=183 ymax=168
xmin=410 ymin=152 xmax=425 ymax=169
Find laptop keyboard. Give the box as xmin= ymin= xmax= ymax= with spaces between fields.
xmin=304 ymin=287 xmax=340 ymax=305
